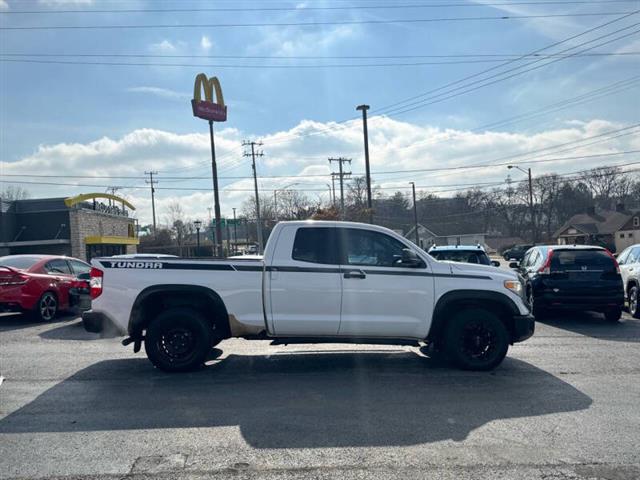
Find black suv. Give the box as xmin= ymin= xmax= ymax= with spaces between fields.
xmin=503 ymin=244 xmax=534 ymax=262
xmin=512 ymin=245 xmax=624 ymax=322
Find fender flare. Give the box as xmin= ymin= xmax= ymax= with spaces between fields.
xmin=428 ymin=289 xmax=520 ymax=341
xmin=128 ymin=284 xmax=230 ymax=337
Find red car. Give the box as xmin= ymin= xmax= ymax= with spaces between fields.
xmin=0 ymin=255 xmax=92 ymax=321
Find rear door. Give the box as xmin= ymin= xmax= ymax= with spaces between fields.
xmin=267 ymin=225 xmax=342 ymax=336
xmin=337 ymin=227 xmax=433 ymax=339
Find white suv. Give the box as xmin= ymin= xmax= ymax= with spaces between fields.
xmin=617 ymin=244 xmax=640 ymax=318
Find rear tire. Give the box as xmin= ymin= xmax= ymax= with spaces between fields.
xmin=33 ymin=291 xmax=58 ymax=322
xmin=444 ymin=308 xmax=509 ymax=371
xmin=628 ymin=286 xmax=640 ymax=319
xmin=144 ymin=308 xmax=213 ymax=372
xmin=604 ymin=308 xmax=622 ymax=323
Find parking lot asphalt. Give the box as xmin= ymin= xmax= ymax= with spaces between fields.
xmin=1 ymin=310 xmax=640 ymax=480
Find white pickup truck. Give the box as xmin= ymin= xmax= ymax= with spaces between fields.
xmin=83 ymin=221 xmax=534 ymax=372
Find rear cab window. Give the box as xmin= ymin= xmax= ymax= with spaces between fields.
xmin=291 ymin=227 xmax=339 ymax=265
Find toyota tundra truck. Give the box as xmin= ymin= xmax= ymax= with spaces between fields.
xmin=83 ymin=221 xmax=534 ymax=372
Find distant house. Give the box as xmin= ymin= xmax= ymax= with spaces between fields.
xmin=404 ymin=223 xmax=486 ymax=250
xmin=553 ymin=205 xmax=640 ymax=252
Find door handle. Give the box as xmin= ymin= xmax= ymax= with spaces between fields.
xmin=343 ymin=269 xmax=366 ymax=279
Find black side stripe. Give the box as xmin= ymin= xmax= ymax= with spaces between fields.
xmin=98 ymin=261 xmax=491 ymax=280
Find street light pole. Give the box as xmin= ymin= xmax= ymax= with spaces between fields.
xmin=356 ymin=104 xmax=373 ymax=223
xmin=194 ymin=219 xmax=202 ymax=256
xmin=508 ymin=165 xmax=535 ymax=242
xmin=410 ymin=182 xmax=419 ymax=247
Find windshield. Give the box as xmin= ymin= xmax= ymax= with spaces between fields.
xmin=0 ymin=256 xmax=42 ymax=270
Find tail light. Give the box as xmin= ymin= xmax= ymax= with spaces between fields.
xmin=89 ymin=267 xmax=103 ymax=299
xmin=605 ymin=249 xmax=621 ymax=274
xmin=538 ymin=249 xmax=554 ymax=275
xmin=0 ymin=273 xmax=29 ymax=286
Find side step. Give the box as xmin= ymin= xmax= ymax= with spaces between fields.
xmin=268 ymin=337 xmax=421 ymax=347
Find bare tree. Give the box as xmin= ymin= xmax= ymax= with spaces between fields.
xmin=0 ymin=186 xmax=29 ymax=201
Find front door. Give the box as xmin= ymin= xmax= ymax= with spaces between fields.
xmin=337 ymin=227 xmax=433 ymax=339
xmin=267 ymin=225 xmax=342 ymax=336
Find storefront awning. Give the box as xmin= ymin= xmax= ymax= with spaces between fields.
xmin=84 ymin=236 xmax=140 ymax=245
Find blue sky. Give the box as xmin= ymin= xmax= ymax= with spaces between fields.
xmin=1 ymin=0 xmax=639 ymax=224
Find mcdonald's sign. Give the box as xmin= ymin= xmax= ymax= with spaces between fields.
xmin=191 ymin=73 xmax=227 ymax=122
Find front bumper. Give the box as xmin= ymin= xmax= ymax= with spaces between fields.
xmin=82 ymin=310 xmax=125 ymax=336
xmin=512 ymin=313 xmax=535 ymax=343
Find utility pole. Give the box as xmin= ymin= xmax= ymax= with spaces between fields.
xmin=232 ymin=207 xmax=238 ymax=255
xmin=208 ymin=121 xmax=223 ymax=257
xmin=144 ymin=171 xmax=158 ymax=234
xmin=329 ymin=157 xmax=351 ymax=220
xmin=356 ymin=104 xmax=373 ymax=223
xmin=410 ymin=182 xmax=419 ymax=247
xmin=243 ymin=140 xmax=264 ymax=253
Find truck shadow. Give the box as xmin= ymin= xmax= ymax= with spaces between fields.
xmin=0 ymin=352 xmax=592 ymax=448
xmin=537 ymin=311 xmax=640 ymax=343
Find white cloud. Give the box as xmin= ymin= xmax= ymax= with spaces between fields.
xmin=200 ymin=35 xmax=213 ymax=51
xmin=2 ymin=118 xmax=636 ymax=225
xmin=149 ymin=40 xmax=186 ymax=54
xmin=126 ymin=86 xmax=189 ymax=100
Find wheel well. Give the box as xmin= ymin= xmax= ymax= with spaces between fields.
xmin=627 ymin=279 xmax=638 ymax=293
xmin=128 ymin=286 xmax=231 ymax=339
xmin=428 ymin=298 xmax=516 ymax=344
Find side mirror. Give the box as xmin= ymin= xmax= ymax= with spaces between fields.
xmin=401 ymin=248 xmax=423 ymax=268
xmin=491 ymin=260 xmax=501 ymax=267
xmin=509 ymin=262 xmax=520 ymax=269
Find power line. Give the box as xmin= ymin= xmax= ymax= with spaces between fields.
xmin=372 ymin=10 xmax=640 ymax=116
xmin=2 ymin=52 xmax=638 ymax=60
xmin=3 ymin=1 xmax=637 ymax=14
xmin=3 ymin=160 xmax=639 ymax=193
xmin=3 ymin=52 xmax=637 ymax=69
xmin=376 ymin=24 xmax=640 ymax=117
xmin=1 ymin=12 xmax=635 ymax=30
xmin=234 ymin=11 xmax=640 ymax=147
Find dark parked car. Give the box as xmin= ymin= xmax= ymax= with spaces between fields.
xmin=428 ymin=245 xmax=500 ymax=267
xmin=0 ymin=255 xmax=92 ymax=321
xmin=512 ymin=245 xmax=624 ymax=322
xmin=502 ymin=244 xmax=534 ymax=262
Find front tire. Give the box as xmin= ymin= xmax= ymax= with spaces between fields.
xmin=444 ymin=308 xmax=509 ymax=371
xmin=33 ymin=291 xmax=58 ymax=322
xmin=628 ymin=286 xmax=640 ymax=319
xmin=144 ymin=308 xmax=213 ymax=372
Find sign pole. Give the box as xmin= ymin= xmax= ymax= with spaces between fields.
xmin=209 ymin=120 xmax=223 ymax=257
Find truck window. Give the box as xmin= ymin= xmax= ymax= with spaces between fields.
xmin=340 ymin=228 xmax=406 ymax=267
xmin=292 ymin=227 xmax=338 ymax=264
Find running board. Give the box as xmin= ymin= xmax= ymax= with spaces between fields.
xmin=268 ymin=337 xmax=422 ymax=347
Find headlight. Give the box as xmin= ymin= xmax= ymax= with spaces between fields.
xmin=504 ymin=280 xmax=523 ymax=295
